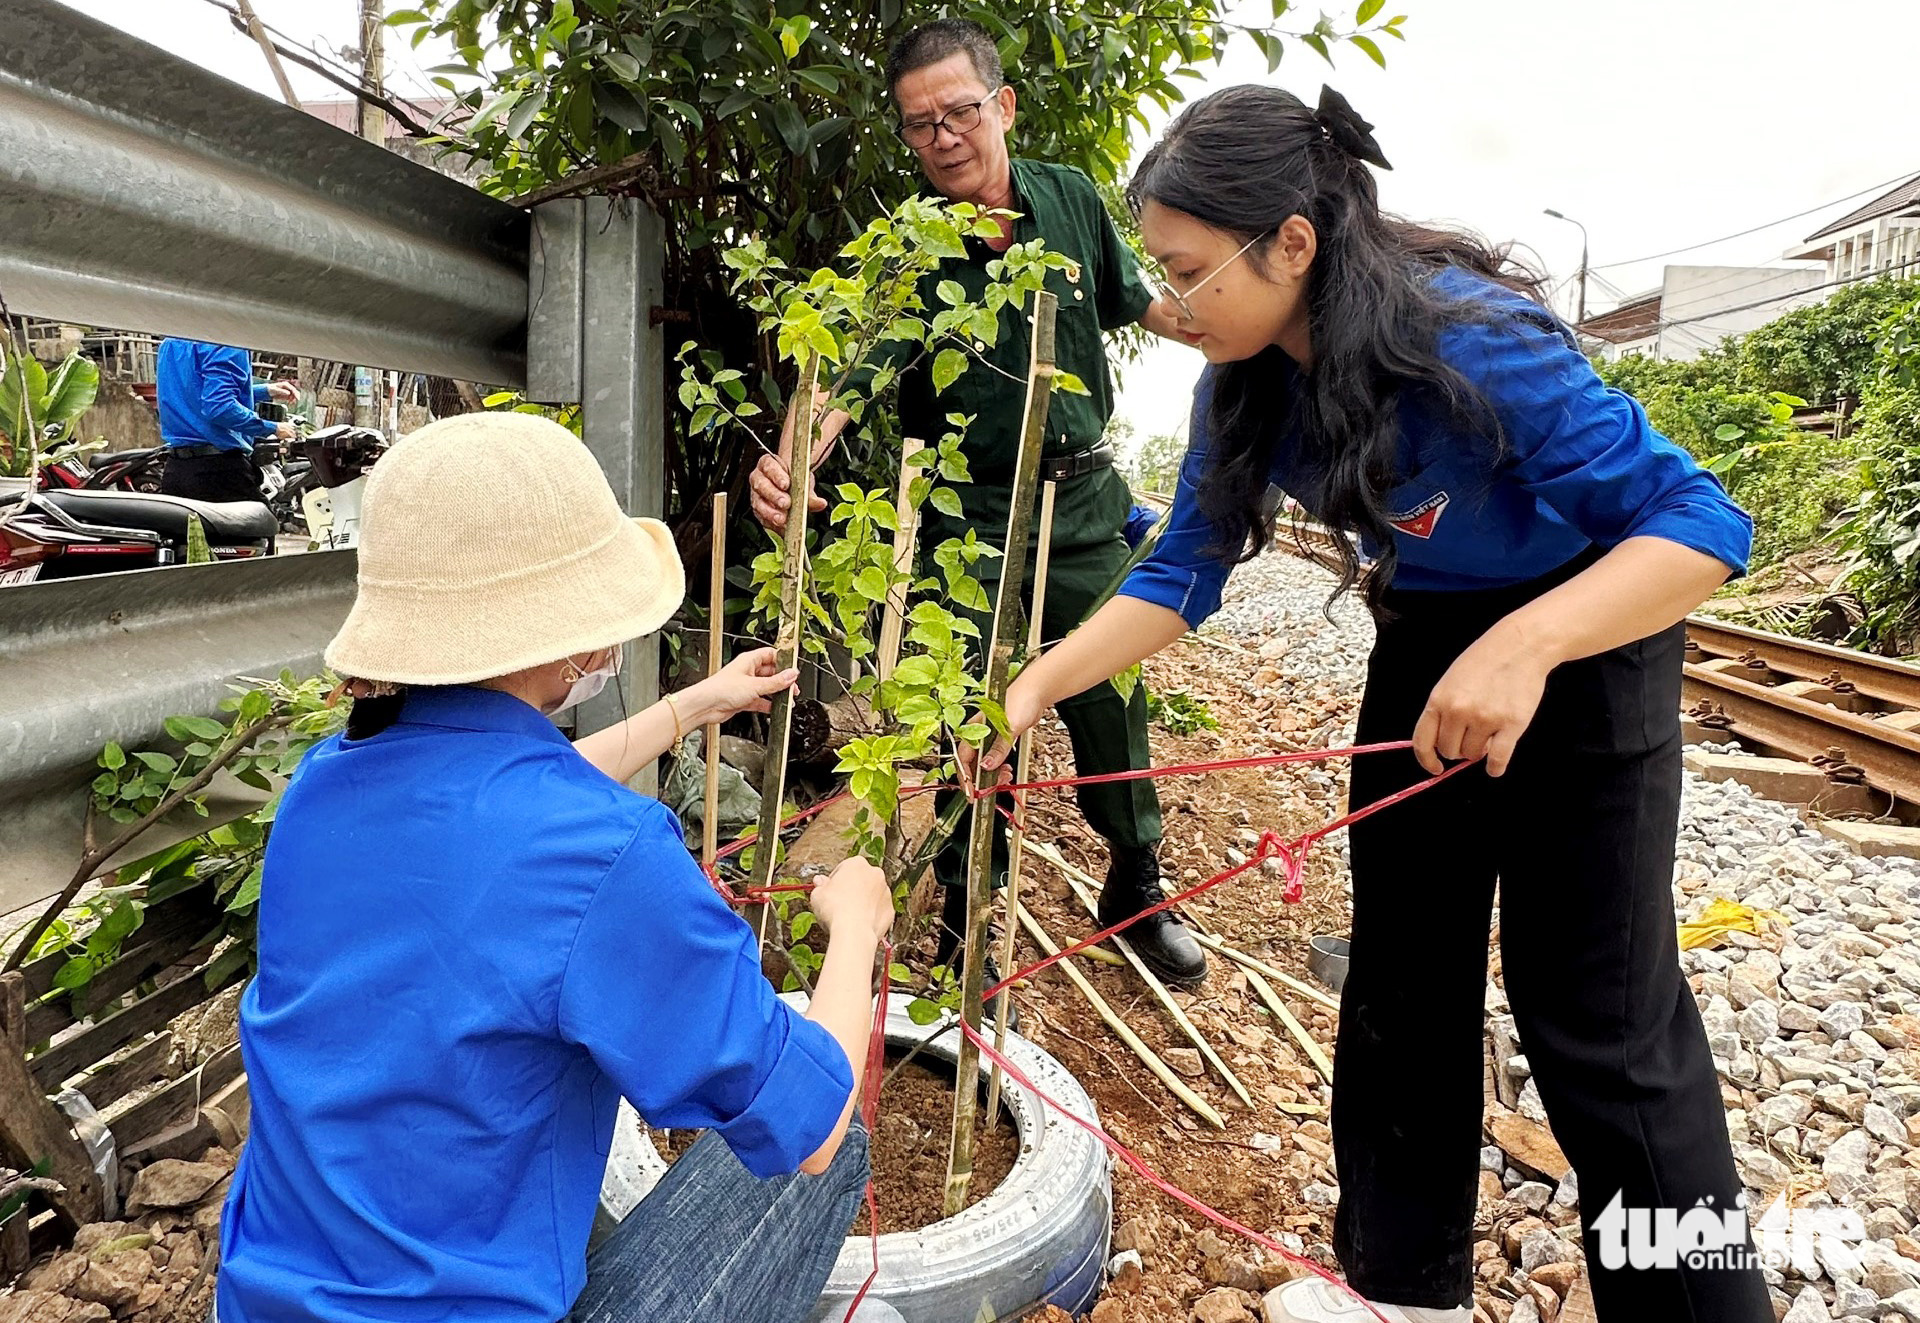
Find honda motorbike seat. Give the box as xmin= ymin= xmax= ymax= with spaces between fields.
xmin=87 ymin=446 xmax=163 ymax=470
xmin=39 ymin=490 xmax=278 ymax=543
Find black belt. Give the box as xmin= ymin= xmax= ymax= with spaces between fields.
xmin=1037 ymin=444 xmax=1114 ymax=483
xmin=166 ymin=443 xmax=229 ymax=459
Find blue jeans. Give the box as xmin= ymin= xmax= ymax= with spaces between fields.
xmin=210 ymin=1127 xmax=869 ymax=1323
xmin=568 ymin=1125 xmax=870 ymax=1323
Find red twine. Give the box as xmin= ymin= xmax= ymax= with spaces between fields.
xmin=706 ymin=740 xmax=1469 ymax=1323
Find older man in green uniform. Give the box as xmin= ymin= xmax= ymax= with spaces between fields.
xmin=751 ymin=18 xmax=1205 ymax=986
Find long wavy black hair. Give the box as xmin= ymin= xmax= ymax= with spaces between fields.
xmin=1128 ymin=85 xmax=1547 ymax=615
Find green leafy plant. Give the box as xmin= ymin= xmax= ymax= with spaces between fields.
xmin=1146 ymin=686 xmax=1218 ymax=735
xmin=392 ymin=0 xmax=1400 ymax=532
xmin=7 ymin=674 xmax=349 ymax=995
xmin=683 ymin=198 xmax=1081 ymax=1024
xmin=0 ymin=343 xmax=101 ymax=479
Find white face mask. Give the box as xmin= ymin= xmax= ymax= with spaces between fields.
xmin=549 ymin=648 xmax=621 ymax=715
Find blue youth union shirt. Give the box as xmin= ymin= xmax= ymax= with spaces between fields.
xmin=156 ymin=339 xmax=278 ymax=453
xmin=216 ymin=686 xmax=853 ymax=1323
xmin=1122 ymin=265 xmax=1753 ymax=626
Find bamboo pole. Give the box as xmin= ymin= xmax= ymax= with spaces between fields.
xmin=984 ymin=481 xmax=1056 ymax=1127
xmin=234 ymin=0 xmax=301 ymax=108
xmin=946 ymin=292 xmax=1059 ymax=1218
xmin=1244 ymin=965 xmax=1334 ymax=1083
xmin=876 ymin=437 xmax=926 ymax=684
xmin=1015 ymin=904 xmax=1225 ymax=1128
xmin=748 ymin=356 xmax=819 ymax=936
xmin=1058 ymin=870 xmax=1254 ymax=1108
xmin=702 ymin=492 xmax=727 ymax=870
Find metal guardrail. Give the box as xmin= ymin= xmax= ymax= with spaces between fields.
xmin=0 ymin=2 xmax=667 ymax=909
xmin=0 ymin=554 xmax=357 ymax=914
xmin=0 ymin=0 xmax=530 ymax=383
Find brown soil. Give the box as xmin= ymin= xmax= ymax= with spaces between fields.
xmin=865 ymin=1055 xmax=1018 ymax=1234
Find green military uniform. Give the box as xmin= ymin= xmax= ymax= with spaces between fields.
xmin=886 ymin=158 xmax=1162 ymax=874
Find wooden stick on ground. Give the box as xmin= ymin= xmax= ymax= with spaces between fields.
xmin=985 ymin=480 xmax=1056 ymax=1127
xmin=1190 ymin=931 xmax=1342 ymax=1012
xmin=1015 ymin=904 xmax=1225 ymax=1129
xmin=1057 ymin=870 xmax=1254 ymax=1108
xmin=875 ymin=437 xmax=926 ymax=684
xmin=1020 ymin=836 xmax=1343 ymax=1014
xmin=703 ymin=491 xmax=727 ymax=871
xmin=748 ymin=355 xmax=819 ymax=942
xmin=1244 ymin=965 xmax=1334 ymax=1083
xmin=947 ymin=292 xmax=1058 ymax=1218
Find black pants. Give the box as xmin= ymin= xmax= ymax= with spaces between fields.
xmin=1331 ymin=560 xmax=1769 ymax=1321
xmin=160 ymin=449 xmax=261 ymax=504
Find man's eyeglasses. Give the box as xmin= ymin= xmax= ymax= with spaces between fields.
xmin=895 ymin=94 xmax=998 ymax=150
xmin=1147 ymin=231 xmax=1269 ymax=323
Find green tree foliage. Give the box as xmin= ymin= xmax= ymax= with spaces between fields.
xmin=395 ymin=0 xmax=1403 ymax=530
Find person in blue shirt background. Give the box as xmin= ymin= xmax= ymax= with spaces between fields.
xmin=976 ymin=87 xmax=1767 ymax=1323
xmin=215 ymin=412 xmax=895 ymax=1323
xmin=155 ymin=338 xmax=298 ymax=504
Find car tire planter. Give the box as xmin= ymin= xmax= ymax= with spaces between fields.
xmin=598 ymin=995 xmax=1112 ymax=1322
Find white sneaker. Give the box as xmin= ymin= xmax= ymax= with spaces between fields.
xmin=1264 ymin=1276 xmax=1471 ymax=1323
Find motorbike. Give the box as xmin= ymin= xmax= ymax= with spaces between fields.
xmin=299 ymin=424 xmax=387 ymax=550
xmin=0 ymin=486 xmax=277 ymax=584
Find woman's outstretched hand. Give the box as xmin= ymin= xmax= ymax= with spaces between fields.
xmin=684 ymin=647 xmax=800 ymax=726
xmin=957 ymin=683 xmax=1045 ymax=789
xmin=1411 ymin=622 xmax=1552 ymax=777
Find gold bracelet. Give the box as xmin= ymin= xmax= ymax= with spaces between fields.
xmin=662 ymin=692 xmax=684 ymax=743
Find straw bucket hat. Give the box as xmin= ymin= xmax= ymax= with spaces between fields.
xmin=324 ymin=412 xmax=684 ymax=686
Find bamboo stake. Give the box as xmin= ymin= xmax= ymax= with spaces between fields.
xmin=234 ymin=0 xmax=301 ymax=108
xmin=1019 ymin=836 xmax=1343 ymax=1013
xmin=1244 ymin=965 xmax=1334 ymax=1083
xmin=946 ymin=292 xmax=1059 ymax=1218
xmin=702 ymin=492 xmax=727 ymax=870
xmin=1058 ymin=870 xmax=1254 ymax=1108
xmin=1191 ymin=931 xmax=1342 ymax=1012
xmin=748 ymin=356 xmax=819 ymax=940
xmin=985 ymin=480 xmax=1056 ymax=1126
xmin=876 ymin=437 xmax=926 ymax=684
xmin=1015 ymin=903 xmax=1225 ymax=1129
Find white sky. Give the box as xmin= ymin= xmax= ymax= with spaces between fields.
xmin=58 ymin=0 xmax=1920 ymax=445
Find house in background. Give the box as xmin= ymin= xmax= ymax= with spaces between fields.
xmin=1580 ymin=264 xmax=1828 ymax=362
xmin=1783 ymin=173 xmax=1920 ymax=282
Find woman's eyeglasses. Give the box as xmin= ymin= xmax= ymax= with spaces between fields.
xmin=1148 ymin=231 xmax=1269 ymax=322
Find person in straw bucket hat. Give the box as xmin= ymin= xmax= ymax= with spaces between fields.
xmin=212 ymin=412 xmax=895 ymax=1323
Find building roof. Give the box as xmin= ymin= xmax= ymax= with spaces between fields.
xmin=1802 ymin=173 xmax=1920 ymax=244
xmin=1578 ymin=289 xmax=1662 ymax=343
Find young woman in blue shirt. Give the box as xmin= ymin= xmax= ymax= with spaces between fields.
xmin=215 ymin=413 xmax=895 ymax=1323
xmin=980 ymin=87 xmax=1768 ymax=1323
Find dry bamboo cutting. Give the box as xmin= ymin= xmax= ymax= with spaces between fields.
xmin=702 ymin=491 xmax=727 ymax=870
xmin=748 ymin=355 xmax=819 ymax=941
xmin=1015 ymin=904 xmax=1225 ymax=1129
xmin=946 ymin=292 xmax=1059 ymax=1217
xmin=1058 ymin=870 xmax=1253 ymax=1108
xmin=985 ymin=479 xmax=1057 ymax=1127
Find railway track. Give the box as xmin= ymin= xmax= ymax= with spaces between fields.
xmin=1682 ymin=617 xmax=1920 ymax=814
xmin=1244 ymin=521 xmax=1920 ymax=815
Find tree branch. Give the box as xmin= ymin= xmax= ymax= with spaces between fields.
xmin=3 ymin=713 xmax=292 ymax=973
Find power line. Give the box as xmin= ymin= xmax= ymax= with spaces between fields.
xmin=1587 ymin=168 xmax=1919 ymax=272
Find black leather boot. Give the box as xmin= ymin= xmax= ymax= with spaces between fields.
xmin=1100 ymin=845 xmax=1208 ymax=987
xmin=933 ymin=883 xmax=1019 ymax=1033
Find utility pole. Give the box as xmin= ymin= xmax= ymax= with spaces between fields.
xmin=354 ymin=0 xmax=385 ymax=429
xmin=1544 ymin=209 xmax=1590 ymax=327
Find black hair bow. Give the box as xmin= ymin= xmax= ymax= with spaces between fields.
xmin=1314 ymin=85 xmax=1392 ymax=171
